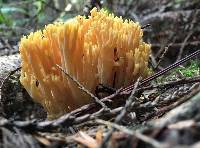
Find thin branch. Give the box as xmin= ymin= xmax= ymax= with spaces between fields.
xmin=137 ymin=76 xmax=200 ymax=92
xmin=122 ymin=49 xmax=200 ymax=93
xmin=176 ymin=31 xmax=193 ymax=61
xmin=1 ymin=75 xmax=199 ymax=133
xmin=142 ymin=9 xmax=200 ymax=24
xmin=152 ymin=41 xmax=200 ymax=48
xmin=96 ymin=119 xmax=163 ymax=148
xmin=56 ymin=64 xmax=110 ymax=111
xmin=155 ymin=45 xmax=169 ymax=69
xmin=141 ymin=24 xmax=151 ymax=29
xmin=142 ymin=83 xmax=200 ymax=121
xmin=176 ymin=10 xmax=198 ymax=61
xmin=100 ymin=77 xmax=141 ymax=147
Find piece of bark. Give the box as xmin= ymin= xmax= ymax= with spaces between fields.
xmin=0 ymin=54 xmax=21 ymax=100
xmin=0 ymin=54 xmax=21 ymax=80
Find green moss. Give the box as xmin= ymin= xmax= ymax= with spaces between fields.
xmin=176 ymin=60 xmax=200 ymax=77
xmin=154 ymin=60 xmax=200 ymax=84
xmin=102 ymin=7 xmax=112 ymax=14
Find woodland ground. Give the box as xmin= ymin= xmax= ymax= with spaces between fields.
xmin=0 ymin=0 xmax=200 ymax=148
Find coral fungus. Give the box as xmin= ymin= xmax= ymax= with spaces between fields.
xmin=19 ymin=8 xmax=151 ymax=119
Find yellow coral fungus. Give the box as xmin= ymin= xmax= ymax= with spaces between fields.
xmin=19 ymin=8 xmax=151 ymax=119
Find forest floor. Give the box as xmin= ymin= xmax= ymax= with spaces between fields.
xmin=0 ymin=0 xmax=200 ymax=147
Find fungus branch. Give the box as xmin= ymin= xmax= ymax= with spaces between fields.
xmin=19 ymin=7 xmax=150 ymax=118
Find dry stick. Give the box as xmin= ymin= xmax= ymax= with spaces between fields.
xmin=100 ymin=77 xmax=141 ymax=147
xmin=99 ymin=87 xmax=122 ymax=102
xmin=98 ymin=77 xmax=200 ymax=120
xmin=137 ymin=76 xmax=200 ymax=92
xmin=42 ymin=0 xmax=63 ymax=12
xmin=152 ymin=41 xmax=200 ymax=48
xmin=142 ymin=83 xmax=200 ymax=121
xmin=176 ymin=10 xmax=198 ymax=61
xmin=56 ymin=64 xmax=110 ymax=111
xmin=155 ymin=45 xmax=169 ymax=69
xmin=0 ymin=38 xmax=14 ymax=51
xmin=0 ymin=106 xmax=125 ymax=132
xmin=96 ymin=119 xmax=163 ymax=148
xmin=1 ymin=68 xmax=199 ymax=132
xmin=149 ymin=54 xmax=162 ymax=71
xmin=154 ymin=31 xmax=175 ymax=58
xmin=100 ymin=76 xmax=200 ymax=102
xmin=141 ymin=24 xmax=151 ymax=29
xmin=176 ymin=31 xmax=193 ymax=61
xmin=2 ymin=78 xmax=199 ymax=132
xmin=122 ymin=49 xmax=200 ymax=93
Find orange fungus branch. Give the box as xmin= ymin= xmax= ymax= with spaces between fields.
xmin=19 ymin=8 xmax=151 ymax=119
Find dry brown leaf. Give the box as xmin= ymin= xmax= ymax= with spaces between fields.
xmin=73 ymin=131 xmax=99 ymax=148
xmin=34 ymin=135 xmax=51 ymax=146
xmin=168 ymin=120 xmax=196 ymax=129
xmin=96 ymin=129 xmax=103 ymax=144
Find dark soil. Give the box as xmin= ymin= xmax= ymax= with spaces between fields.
xmin=0 ymin=0 xmax=200 ymax=148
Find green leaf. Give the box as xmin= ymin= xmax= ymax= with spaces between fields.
xmin=0 ymin=11 xmax=12 ymax=26
xmin=34 ymin=0 xmax=46 ymax=14
xmin=177 ymin=60 xmax=200 ymax=77
xmin=34 ymin=1 xmax=43 ymax=13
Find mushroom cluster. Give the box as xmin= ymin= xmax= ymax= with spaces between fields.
xmin=19 ymin=8 xmax=151 ymax=119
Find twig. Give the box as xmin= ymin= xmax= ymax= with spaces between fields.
xmin=154 ymin=30 xmax=176 ymax=59
xmin=100 ymin=77 xmax=141 ymax=147
xmin=152 ymin=41 xmax=200 ymax=48
xmin=141 ymin=24 xmax=151 ymax=29
xmin=56 ymin=64 xmax=110 ymax=111
xmin=0 ymin=106 xmax=126 ymax=132
xmin=137 ymin=76 xmax=200 ymax=92
xmin=142 ymin=9 xmax=200 ymax=24
xmin=149 ymin=54 xmax=163 ymax=71
xmin=1 ymin=76 xmax=199 ymax=133
xmin=95 ymin=84 xmax=116 ymax=97
xmin=155 ymin=45 xmax=169 ymax=69
xmin=142 ymin=83 xmax=200 ymax=121
xmin=42 ymin=1 xmax=63 ymax=12
xmin=96 ymin=119 xmax=163 ymax=148
xmin=176 ymin=31 xmax=193 ymax=61
xmin=101 ymin=88 xmax=122 ymax=102
xmin=176 ymin=10 xmax=198 ymax=61
xmin=122 ymin=49 xmax=200 ymax=93
xmin=0 ymin=39 xmax=14 ymax=52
